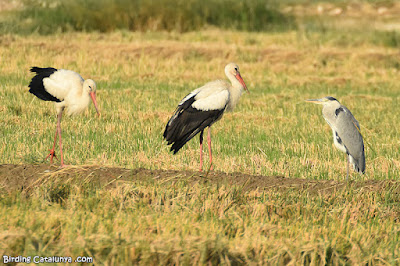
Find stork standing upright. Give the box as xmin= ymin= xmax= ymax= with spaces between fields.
xmin=28 ymin=67 xmax=100 ymax=167
xmin=163 ymin=63 xmax=249 ymax=171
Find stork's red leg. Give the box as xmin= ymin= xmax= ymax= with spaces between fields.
xmin=56 ymin=111 xmax=67 ymax=168
xmin=207 ymin=127 xmax=213 ymax=170
xmin=45 ymin=127 xmax=58 ymax=163
xmin=199 ymin=130 xmax=204 ymax=172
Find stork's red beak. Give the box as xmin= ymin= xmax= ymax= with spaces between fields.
xmin=235 ymin=72 xmax=249 ymax=93
xmin=90 ymin=91 xmax=101 ymax=117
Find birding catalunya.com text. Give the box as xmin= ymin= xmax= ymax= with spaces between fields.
xmin=3 ymin=255 xmax=93 ymax=264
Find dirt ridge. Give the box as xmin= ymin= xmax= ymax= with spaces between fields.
xmin=0 ymin=164 xmax=398 ymax=195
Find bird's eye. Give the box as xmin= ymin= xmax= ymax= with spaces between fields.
xmin=234 ymin=67 xmax=238 ymax=71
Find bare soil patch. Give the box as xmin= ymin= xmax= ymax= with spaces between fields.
xmin=1 ymin=164 xmax=399 ymax=195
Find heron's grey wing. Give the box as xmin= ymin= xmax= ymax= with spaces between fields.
xmin=335 ymin=107 xmax=365 ymax=173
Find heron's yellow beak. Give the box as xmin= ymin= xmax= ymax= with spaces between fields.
xmin=305 ymin=99 xmax=324 ymax=104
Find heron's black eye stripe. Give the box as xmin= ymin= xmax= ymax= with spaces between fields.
xmin=326 ymin=96 xmax=338 ymax=101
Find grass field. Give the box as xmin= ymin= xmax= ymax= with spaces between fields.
xmin=2 ymin=29 xmax=400 ymax=179
xmin=1 ymin=0 xmax=400 ymax=264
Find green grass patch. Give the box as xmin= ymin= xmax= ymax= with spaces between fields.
xmin=1 ymin=0 xmax=295 ymax=34
xmin=1 ymin=29 xmax=400 ymax=179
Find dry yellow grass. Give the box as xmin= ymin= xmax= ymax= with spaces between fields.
xmin=1 ymin=165 xmax=399 ymax=264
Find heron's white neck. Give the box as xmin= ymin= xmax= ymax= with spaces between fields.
xmin=321 ymin=101 xmax=341 ymax=128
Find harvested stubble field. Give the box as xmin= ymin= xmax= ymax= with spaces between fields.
xmin=1 ymin=164 xmax=400 ymax=264
xmin=1 ymin=0 xmax=400 ymax=264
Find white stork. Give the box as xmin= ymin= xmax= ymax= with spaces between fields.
xmin=28 ymin=67 xmax=100 ymax=167
xmin=163 ymin=63 xmax=249 ymax=171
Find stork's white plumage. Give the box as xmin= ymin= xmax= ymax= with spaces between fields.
xmin=163 ymin=63 xmax=249 ymax=171
xmin=28 ymin=67 xmax=100 ymax=167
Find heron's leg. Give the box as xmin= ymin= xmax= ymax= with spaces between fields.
xmin=207 ymin=127 xmax=213 ymax=170
xmin=346 ymin=155 xmax=350 ymax=181
xmin=199 ymin=130 xmax=204 ymax=172
xmin=56 ymin=111 xmax=67 ymax=168
xmin=45 ymin=126 xmax=58 ymax=163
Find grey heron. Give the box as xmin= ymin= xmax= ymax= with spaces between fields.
xmin=306 ymin=96 xmax=365 ymax=179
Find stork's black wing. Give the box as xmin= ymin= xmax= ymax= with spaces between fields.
xmin=28 ymin=67 xmax=62 ymax=102
xmin=164 ymin=94 xmax=226 ymax=154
